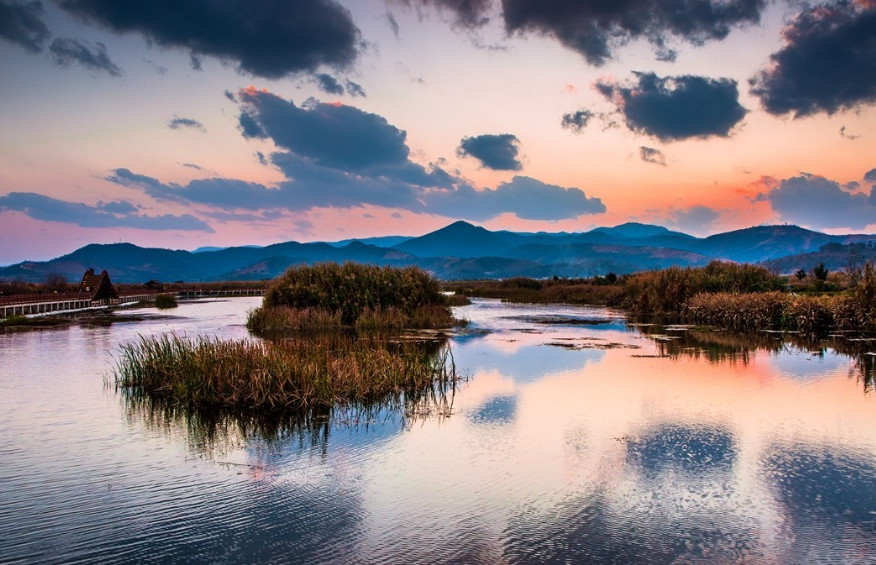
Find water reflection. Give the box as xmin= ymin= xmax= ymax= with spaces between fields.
xmin=4 ymin=297 xmax=876 ymax=563
xmin=119 ymin=334 xmax=459 ymax=458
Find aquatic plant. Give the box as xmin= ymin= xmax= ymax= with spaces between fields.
xmin=154 ymin=294 xmax=178 ymax=309
xmin=114 ymin=333 xmax=457 ymax=410
xmin=248 ymin=263 xmax=456 ymax=331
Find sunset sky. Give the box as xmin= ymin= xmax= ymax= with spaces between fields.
xmin=1 ymin=0 xmax=875 ymax=264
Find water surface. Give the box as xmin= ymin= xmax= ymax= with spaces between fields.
xmin=2 ymin=297 xmax=876 ymax=564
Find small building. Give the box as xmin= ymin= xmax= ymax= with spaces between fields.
xmin=79 ymin=268 xmax=119 ymax=301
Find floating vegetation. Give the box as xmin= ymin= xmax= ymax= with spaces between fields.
xmin=114 ymin=333 xmax=459 ymax=411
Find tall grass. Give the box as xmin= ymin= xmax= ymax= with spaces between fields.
xmin=621 ymin=261 xmax=785 ymax=314
xmin=686 ymin=292 xmax=875 ymax=334
xmin=248 ymin=263 xmax=456 ymax=331
xmin=114 ymin=333 xmax=457 ymax=410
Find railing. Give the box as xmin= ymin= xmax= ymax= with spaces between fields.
xmin=177 ymin=288 xmax=264 ymax=299
xmin=1 ymin=291 xmax=162 ymax=319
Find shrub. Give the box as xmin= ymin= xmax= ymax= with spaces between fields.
xmin=154 ymin=294 xmax=178 ymax=309
xmin=249 ymin=263 xmax=454 ymax=331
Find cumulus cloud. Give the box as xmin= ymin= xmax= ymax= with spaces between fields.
xmin=597 ymin=72 xmax=747 ymax=141
xmin=457 ymin=133 xmax=522 ymax=170
xmin=110 ymin=90 xmax=605 ymax=222
xmin=561 ymin=109 xmax=594 ymax=133
xmin=750 ymin=1 xmax=876 ymax=117
xmin=168 ymin=116 xmax=204 ymax=131
xmin=766 ymin=174 xmax=876 ymax=230
xmin=501 ymin=0 xmax=765 ymax=66
xmin=640 ymin=146 xmax=666 ymax=166
xmin=0 ymin=191 xmax=212 ymax=231
xmin=0 ymin=0 xmax=50 ymax=52
xmin=49 ymin=38 xmax=121 ymax=76
xmin=57 ymin=0 xmax=361 ymax=79
xmin=425 ymin=175 xmax=605 ymax=221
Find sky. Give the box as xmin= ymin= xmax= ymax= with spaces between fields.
xmin=1 ymin=0 xmax=875 ymax=265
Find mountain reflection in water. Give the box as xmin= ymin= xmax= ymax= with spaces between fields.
xmin=2 ymin=296 xmax=876 ymax=563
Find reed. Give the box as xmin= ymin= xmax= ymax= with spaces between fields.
xmin=114 ymin=333 xmax=457 ymax=410
xmin=248 ymin=263 xmax=457 ymax=331
xmin=154 ymin=294 xmax=178 ymax=309
xmin=685 ymin=291 xmax=875 ymax=334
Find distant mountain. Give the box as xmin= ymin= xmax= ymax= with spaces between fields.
xmin=760 ymin=242 xmax=876 ymax=275
xmin=591 ymin=222 xmax=683 ymax=239
xmin=393 ymin=220 xmax=521 ymax=258
xmin=3 ymin=221 xmax=875 ymax=283
xmin=327 ymin=235 xmax=411 ymax=248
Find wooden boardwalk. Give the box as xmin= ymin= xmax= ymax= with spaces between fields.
xmin=0 ymin=292 xmax=159 ymax=318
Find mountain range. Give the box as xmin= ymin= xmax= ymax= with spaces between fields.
xmin=2 ymin=221 xmax=875 ymax=283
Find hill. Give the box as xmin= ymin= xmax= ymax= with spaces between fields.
xmin=3 ymin=221 xmax=875 ymax=283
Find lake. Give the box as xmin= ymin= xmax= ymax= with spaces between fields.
xmin=2 ymin=297 xmax=876 ymax=564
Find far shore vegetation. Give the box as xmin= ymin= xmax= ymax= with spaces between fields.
xmin=446 ymin=260 xmax=876 ymax=335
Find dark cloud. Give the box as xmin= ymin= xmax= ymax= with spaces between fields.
xmin=597 ymin=72 xmax=747 ymax=141
xmin=403 ymin=0 xmax=492 ymax=28
xmin=767 ymin=174 xmax=876 ymax=230
xmin=57 ymin=0 xmax=361 ymax=79
xmin=386 ymin=10 xmax=400 ymax=39
xmin=0 ymin=191 xmax=212 ymax=231
xmin=182 ymin=162 xmax=202 ymax=170
xmin=750 ymin=1 xmax=876 ymax=117
xmin=238 ymin=89 xmax=411 ymax=172
xmin=0 ymin=0 xmax=49 ymax=52
xmin=238 ymin=111 xmax=267 ymax=139
xmin=639 ymin=146 xmax=666 ymax=166
xmin=255 ymin=151 xmax=268 ymax=166
xmin=49 ymin=38 xmax=122 ymax=76
xmin=168 ymin=116 xmax=204 ymax=131
xmin=345 ymin=79 xmax=366 ymax=98
xmin=840 ymin=126 xmax=860 ymax=140
xmin=223 ymin=89 xmax=236 ymax=102
xmin=425 ymin=175 xmax=605 ymax=221
xmin=189 ymin=53 xmax=202 ymax=71
xmin=502 ymin=0 xmax=764 ymax=66
xmin=561 ymin=109 xmax=594 ymax=133
xmin=110 ymin=92 xmax=605 ymax=222
xmin=457 ymin=133 xmax=522 ymax=171
xmin=315 ymin=73 xmax=344 ymax=95
xmin=865 ymin=168 xmax=876 ymax=183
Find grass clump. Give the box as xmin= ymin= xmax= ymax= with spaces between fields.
xmin=115 ymin=333 xmax=456 ymax=410
xmin=154 ymin=294 xmax=178 ymax=309
xmin=247 ymin=263 xmax=456 ymax=332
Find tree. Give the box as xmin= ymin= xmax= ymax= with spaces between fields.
xmin=813 ymin=263 xmax=828 ymax=281
xmin=795 ymin=268 xmax=806 ymax=280
xmin=45 ymin=272 xmax=68 ymax=293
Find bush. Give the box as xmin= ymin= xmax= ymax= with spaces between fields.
xmin=621 ymin=261 xmax=785 ymax=314
xmin=154 ymin=294 xmax=178 ymax=309
xmin=249 ymin=263 xmax=454 ymax=331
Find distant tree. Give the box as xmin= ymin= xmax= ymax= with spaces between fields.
xmin=813 ymin=263 xmax=828 ymax=281
xmin=45 ymin=272 xmax=68 ymax=293
xmin=605 ymin=272 xmax=618 ymax=283
xmin=795 ymin=268 xmax=806 ymax=280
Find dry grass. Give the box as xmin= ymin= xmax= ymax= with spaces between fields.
xmin=114 ymin=333 xmax=457 ymax=410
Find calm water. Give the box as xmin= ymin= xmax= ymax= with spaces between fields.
xmin=2 ymin=297 xmax=876 ymax=564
